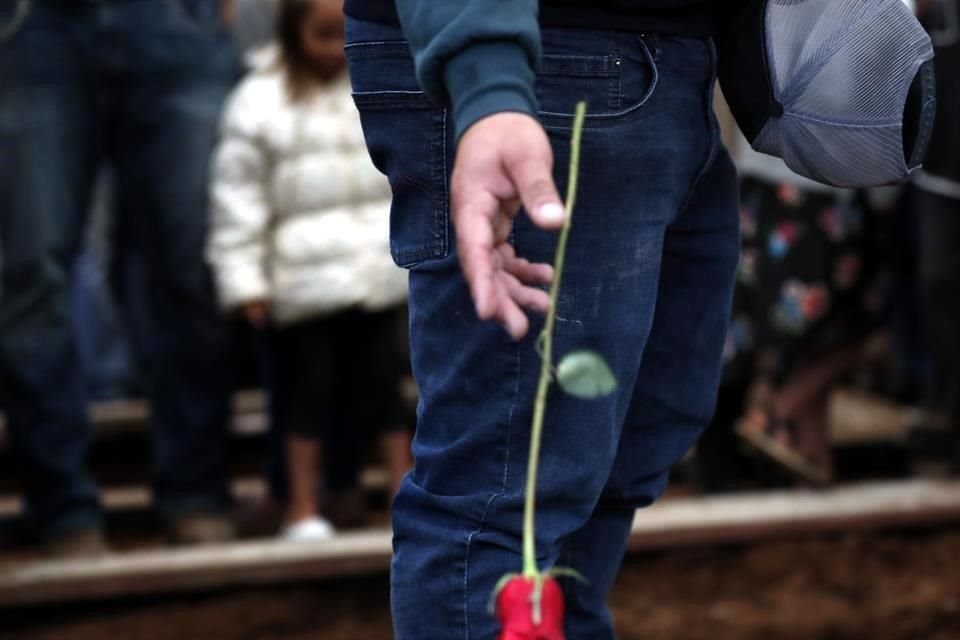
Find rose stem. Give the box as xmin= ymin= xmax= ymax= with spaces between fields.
xmin=522 ymin=101 xmax=587 ymax=578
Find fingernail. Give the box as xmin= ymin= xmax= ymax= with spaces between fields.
xmin=474 ymin=296 xmax=493 ymax=320
xmin=537 ymin=203 xmax=565 ymax=224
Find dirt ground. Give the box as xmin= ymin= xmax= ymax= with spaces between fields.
xmin=3 ymin=529 xmax=959 ymax=640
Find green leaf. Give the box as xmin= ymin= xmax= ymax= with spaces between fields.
xmin=548 ymin=566 xmax=590 ymax=585
xmin=556 ymin=350 xmax=617 ymax=399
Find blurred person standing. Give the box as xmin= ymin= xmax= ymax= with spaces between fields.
xmin=0 ymin=0 xmax=239 ymax=552
xmin=916 ymin=0 xmax=960 ymax=472
xmin=207 ymin=0 xmax=410 ymax=541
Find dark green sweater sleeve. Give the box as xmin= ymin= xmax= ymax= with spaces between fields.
xmin=394 ymin=1 xmax=541 ymax=140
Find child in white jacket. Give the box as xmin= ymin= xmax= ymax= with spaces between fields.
xmin=208 ymin=0 xmax=409 ymax=540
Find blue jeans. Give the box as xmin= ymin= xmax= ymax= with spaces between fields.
xmin=347 ymin=19 xmax=740 ymax=640
xmin=72 ymin=246 xmax=139 ymax=401
xmin=0 ymin=0 xmax=238 ymax=536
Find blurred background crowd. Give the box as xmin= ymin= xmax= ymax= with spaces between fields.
xmin=0 ymin=0 xmax=957 ymax=562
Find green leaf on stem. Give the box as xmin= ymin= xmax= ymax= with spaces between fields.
xmin=547 ymin=566 xmax=590 ymax=585
xmin=556 ymin=350 xmax=617 ymax=399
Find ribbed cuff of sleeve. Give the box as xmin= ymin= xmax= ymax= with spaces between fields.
xmin=444 ymin=41 xmax=538 ymax=141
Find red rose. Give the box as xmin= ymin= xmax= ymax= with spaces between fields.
xmin=496 ymin=576 xmax=565 ymax=640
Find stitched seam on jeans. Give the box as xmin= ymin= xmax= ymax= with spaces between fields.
xmin=609 ymin=42 xmax=621 ymax=111
xmin=538 ymin=54 xmax=618 ymax=77
xmin=462 ymin=340 xmax=521 ymax=639
xmin=351 ymin=92 xmax=432 ymax=111
xmin=426 ymin=108 xmax=447 ymax=261
xmin=675 ymin=38 xmax=720 ymax=221
xmin=441 ymin=109 xmax=450 ymax=259
xmin=501 ymin=342 xmax=521 ymax=493
xmin=394 ymin=245 xmax=443 ymax=264
xmin=463 ymin=493 xmax=500 ymax=640
xmin=344 ymin=40 xmax=410 ymax=55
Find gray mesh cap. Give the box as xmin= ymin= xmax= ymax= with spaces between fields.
xmin=718 ymin=0 xmax=937 ymax=188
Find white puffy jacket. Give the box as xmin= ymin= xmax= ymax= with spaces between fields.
xmin=207 ymin=51 xmax=406 ymax=326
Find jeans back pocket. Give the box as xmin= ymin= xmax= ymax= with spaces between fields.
xmin=347 ymin=39 xmax=450 ymax=270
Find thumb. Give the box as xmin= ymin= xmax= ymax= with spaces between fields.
xmin=510 ymin=156 xmax=565 ymax=231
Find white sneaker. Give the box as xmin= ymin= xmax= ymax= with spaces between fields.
xmin=282 ymin=517 xmax=336 ymax=542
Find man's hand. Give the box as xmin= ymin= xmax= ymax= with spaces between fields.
xmin=452 ymin=113 xmax=566 ymax=340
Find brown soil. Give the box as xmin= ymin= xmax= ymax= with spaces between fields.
xmin=4 ymin=530 xmax=959 ymax=640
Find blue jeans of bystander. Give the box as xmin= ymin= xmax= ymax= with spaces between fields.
xmin=0 ymin=0 xmax=239 ymax=537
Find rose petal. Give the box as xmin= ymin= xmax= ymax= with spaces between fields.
xmin=495 ymin=576 xmax=565 ymax=640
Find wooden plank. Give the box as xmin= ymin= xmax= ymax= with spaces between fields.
xmin=0 ymin=391 xmax=268 ymax=447
xmin=0 ymin=479 xmax=265 ymax=521
xmin=0 ymin=531 xmax=394 ymax=608
xmin=628 ymin=478 xmax=960 ymax=550
xmin=2 ymin=479 xmax=960 ymax=607
xmin=0 ymin=469 xmax=390 ymax=520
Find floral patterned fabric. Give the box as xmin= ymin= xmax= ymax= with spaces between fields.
xmin=723 ymin=178 xmax=891 ymax=384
